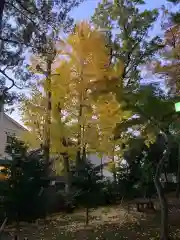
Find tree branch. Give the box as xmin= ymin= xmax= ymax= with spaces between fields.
xmin=15 ymin=0 xmax=35 ymax=15
xmin=36 ymin=64 xmax=60 ymax=78
xmin=0 ymin=37 xmax=20 ymax=45
xmin=5 ymin=1 xmax=41 ymax=33
xmin=168 ymin=27 xmax=177 ymax=49
xmin=0 ymin=36 xmax=34 ymax=48
xmin=124 ymin=34 xmax=147 ymax=87
xmin=15 ymin=0 xmax=57 ymax=33
xmin=0 ymin=69 xmax=23 ymax=91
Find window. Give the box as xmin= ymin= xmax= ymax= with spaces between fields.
xmin=5 ymin=132 xmax=15 ymax=144
xmin=6 ymin=135 xmax=13 ymax=144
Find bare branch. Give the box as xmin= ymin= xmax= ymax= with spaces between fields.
xmin=0 ymin=69 xmax=23 ymax=91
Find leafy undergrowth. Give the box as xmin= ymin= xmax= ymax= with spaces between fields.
xmin=3 ymin=204 xmax=180 ymax=239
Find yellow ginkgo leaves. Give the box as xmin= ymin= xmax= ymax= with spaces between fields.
xmin=20 ymin=21 xmax=126 ymax=165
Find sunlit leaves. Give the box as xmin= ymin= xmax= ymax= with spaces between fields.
xmin=19 ymin=86 xmax=46 ymax=147
xmin=51 ymin=21 xmax=125 ymax=161
xmin=20 ymin=21 xmax=127 ymax=177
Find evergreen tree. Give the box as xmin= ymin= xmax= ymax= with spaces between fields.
xmin=4 ymin=136 xmax=49 ymax=222
xmin=72 ymin=161 xmax=102 ymax=225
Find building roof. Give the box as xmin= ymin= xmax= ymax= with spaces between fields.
xmin=0 ymin=159 xmax=12 ymax=165
xmin=4 ymin=113 xmax=27 ymax=131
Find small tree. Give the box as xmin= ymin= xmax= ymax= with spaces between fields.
xmin=4 ymin=137 xmax=49 ymax=225
xmin=72 ymin=160 xmax=102 ymax=225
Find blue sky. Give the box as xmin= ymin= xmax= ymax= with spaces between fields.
xmin=71 ymin=0 xmax=167 ymax=20
xmin=11 ymin=0 xmax=167 ymax=124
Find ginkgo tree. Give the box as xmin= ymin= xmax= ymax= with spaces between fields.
xmin=52 ymin=21 xmax=125 ymax=165
xmin=20 ymin=21 xmax=126 ymax=194
xmin=89 ymin=92 xmax=132 ymax=180
xmin=20 ymin=85 xmax=46 ymax=148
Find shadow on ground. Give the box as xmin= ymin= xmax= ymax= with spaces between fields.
xmin=2 ymin=204 xmax=180 ymax=239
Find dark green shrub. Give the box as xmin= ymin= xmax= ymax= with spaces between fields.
xmin=3 ymin=137 xmax=49 ymax=222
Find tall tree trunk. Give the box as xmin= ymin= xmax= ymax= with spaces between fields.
xmin=0 ymin=217 xmax=7 ymax=238
xmin=176 ymin=143 xmax=180 ymax=198
xmin=82 ymin=144 xmax=86 ymax=162
xmin=14 ymin=213 xmax=20 ymax=240
xmin=63 ymin=152 xmax=71 ymax=196
xmin=85 ymin=207 xmax=89 ymax=225
xmin=62 ymin=138 xmax=71 ymax=197
xmin=112 ymin=144 xmax=117 ymax=183
xmin=44 ymin=59 xmax=52 ymax=172
xmin=62 ymin=148 xmax=72 ymax=211
xmin=163 ymin=168 xmax=168 ymax=184
xmin=154 ymin=176 xmax=169 ymax=240
xmin=100 ymin=156 xmax=103 ymax=178
xmin=0 ymin=0 xmax=5 ymax=79
xmin=154 ymin=146 xmax=170 ymax=240
xmin=0 ymin=0 xmax=5 ymax=34
xmin=76 ymin=100 xmax=83 ymax=167
xmin=57 ymin=104 xmax=72 ymax=196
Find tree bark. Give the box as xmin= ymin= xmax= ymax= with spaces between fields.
xmin=14 ymin=214 xmax=20 ymax=240
xmin=76 ymin=102 xmax=83 ymax=167
xmin=100 ymin=156 xmax=103 ymax=178
xmin=0 ymin=0 xmax=5 ymax=33
xmin=76 ymin=85 xmax=86 ymax=167
xmin=112 ymin=145 xmax=117 ymax=184
xmin=57 ymin=104 xmax=72 ymax=197
xmin=85 ymin=207 xmax=89 ymax=225
xmin=176 ymin=143 xmax=180 ymax=198
xmin=82 ymin=145 xmax=86 ymax=162
xmin=0 ymin=217 xmax=7 ymax=237
xmin=154 ymin=176 xmax=169 ymax=240
xmin=63 ymin=152 xmax=71 ymax=195
xmin=44 ymin=59 xmax=52 ymax=172
xmin=154 ymin=142 xmax=170 ymax=240
xmin=163 ymin=167 xmax=168 ymax=184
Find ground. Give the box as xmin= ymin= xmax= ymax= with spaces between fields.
xmin=2 ymin=199 xmax=180 ymax=239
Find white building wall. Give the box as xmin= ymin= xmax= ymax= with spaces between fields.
xmin=0 ymin=114 xmax=26 ymax=159
xmin=0 ymin=112 xmax=112 ymax=179
xmin=88 ymin=153 xmax=113 ymax=179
